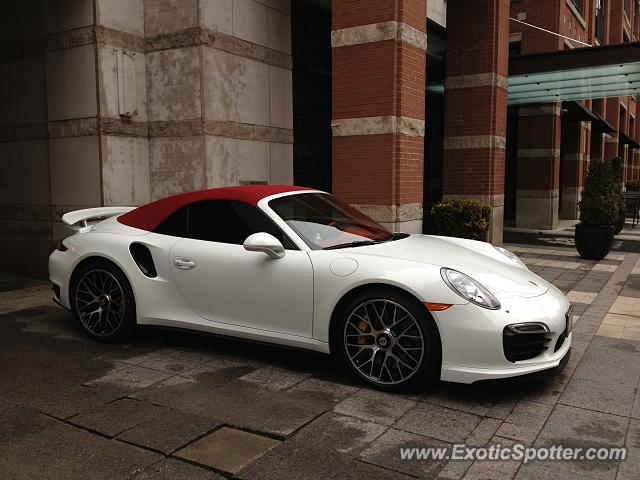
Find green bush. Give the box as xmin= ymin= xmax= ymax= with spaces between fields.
xmin=426 ymin=200 xmax=491 ymax=241
xmin=611 ymin=157 xmax=626 ymax=216
xmin=579 ymin=160 xmax=619 ymax=225
xmin=626 ymin=181 xmax=640 ymax=191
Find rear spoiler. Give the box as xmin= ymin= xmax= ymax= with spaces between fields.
xmin=61 ymin=207 xmax=136 ymax=231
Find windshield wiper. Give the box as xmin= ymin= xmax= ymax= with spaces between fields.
xmin=323 ymin=233 xmax=408 ymax=250
xmin=323 ymin=240 xmax=382 ymax=250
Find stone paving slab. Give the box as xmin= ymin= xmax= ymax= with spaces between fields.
xmin=175 ymin=426 xmax=281 ymax=474
xmin=359 ymin=428 xmax=449 ymax=479
xmin=118 ymin=408 xmax=221 ymax=455
xmin=333 ymin=388 xmax=417 ymax=426
xmin=463 ymin=438 xmax=521 ymax=480
xmin=1 ymin=377 xmax=126 ymax=420
xmin=131 ymin=458 xmax=225 ymax=480
xmin=236 ymin=412 xmax=412 ymax=480
xmin=560 ymin=336 xmax=640 ymax=417
xmin=132 ymin=377 xmax=333 ymax=437
xmin=288 ymin=376 xmax=360 ymax=403
xmin=609 ymin=296 xmax=640 ymax=316
xmin=117 ymin=348 xmax=216 ymax=374
xmin=0 ymin=400 xmax=58 ymax=445
xmin=618 ymin=419 xmax=640 ymax=480
xmin=178 ymin=357 xmax=257 ymax=380
xmin=68 ymin=397 xmax=169 ymax=438
xmin=238 ymin=365 xmax=311 ymax=391
xmin=526 ymin=404 xmax=629 ymax=480
xmin=1 ymin=246 xmax=640 ymax=479
xmin=84 ymin=363 xmax=174 ymax=390
xmin=394 ymin=402 xmax=483 ymax=444
xmin=560 ymin=376 xmax=636 ymax=417
xmin=598 ymin=312 xmax=640 ymax=341
xmin=0 ymin=422 xmax=161 ymax=480
xmin=420 ymin=382 xmax=502 ymax=417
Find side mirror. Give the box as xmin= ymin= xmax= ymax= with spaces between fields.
xmin=243 ymin=232 xmax=286 ymax=259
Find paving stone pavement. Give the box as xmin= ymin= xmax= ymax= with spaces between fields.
xmin=0 ymin=244 xmax=640 ymax=479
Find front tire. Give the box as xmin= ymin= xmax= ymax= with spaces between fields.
xmin=70 ymin=260 xmax=136 ymax=343
xmin=333 ymin=288 xmax=441 ymax=391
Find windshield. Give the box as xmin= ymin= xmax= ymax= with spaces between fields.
xmin=268 ymin=193 xmax=395 ymax=250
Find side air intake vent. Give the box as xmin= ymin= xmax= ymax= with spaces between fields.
xmin=129 ymin=243 xmax=157 ymax=278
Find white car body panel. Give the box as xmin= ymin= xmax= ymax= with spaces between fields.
xmin=169 ymin=237 xmax=314 ymax=337
xmin=61 ymin=207 xmax=136 ymax=230
xmin=49 ymin=189 xmax=572 ymax=383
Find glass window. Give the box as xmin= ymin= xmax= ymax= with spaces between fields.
xmin=154 ymin=206 xmax=188 ymax=237
xmin=187 ymin=200 xmax=296 ymax=248
xmin=596 ymin=0 xmax=607 ymax=43
xmin=269 ymin=193 xmax=402 ymax=250
xmin=570 ymin=0 xmax=584 ymax=15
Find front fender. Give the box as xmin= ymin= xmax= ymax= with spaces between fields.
xmin=309 ymin=251 xmax=467 ymax=343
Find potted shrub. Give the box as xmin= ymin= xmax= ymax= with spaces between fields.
xmin=575 ymin=160 xmax=618 ymax=260
xmin=612 ymin=157 xmax=626 ymax=235
xmin=426 ymin=200 xmax=491 ymax=241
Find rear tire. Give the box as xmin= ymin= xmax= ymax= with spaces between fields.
xmin=70 ymin=259 xmax=136 ymax=343
xmin=332 ymin=288 xmax=441 ymax=391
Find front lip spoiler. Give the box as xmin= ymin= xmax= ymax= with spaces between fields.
xmin=473 ymin=347 xmax=571 ymax=385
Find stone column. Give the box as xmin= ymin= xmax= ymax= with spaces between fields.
xmin=95 ymin=0 xmax=150 ymax=208
xmin=604 ymin=100 xmax=620 ymax=160
xmin=442 ymin=0 xmax=509 ymax=244
xmin=144 ymin=0 xmax=294 ymax=200
xmin=44 ymin=1 xmax=102 ymax=256
xmin=0 ymin=1 xmax=52 ymax=277
xmin=515 ymin=105 xmax=562 ymax=230
xmin=590 ymin=99 xmax=606 ymax=163
xmin=560 ymin=122 xmax=589 ymax=220
xmin=331 ymin=0 xmax=427 ymax=233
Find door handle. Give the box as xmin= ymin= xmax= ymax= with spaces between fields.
xmin=174 ymin=257 xmax=197 ymax=270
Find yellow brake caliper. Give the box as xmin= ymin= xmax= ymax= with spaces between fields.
xmin=357 ymin=315 xmax=370 ymax=345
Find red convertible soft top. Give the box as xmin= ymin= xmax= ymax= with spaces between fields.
xmin=118 ymin=185 xmax=314 ymax=232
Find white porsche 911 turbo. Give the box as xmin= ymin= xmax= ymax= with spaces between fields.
xmin=49 ymin=186 xmax=572 ymax=390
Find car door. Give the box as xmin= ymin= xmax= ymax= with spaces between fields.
xmin=168 ymin=200 xmax=314 ymax=337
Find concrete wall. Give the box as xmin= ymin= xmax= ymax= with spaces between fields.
xmin=0 ymin=1 xmax=53 ymax=277
xmin=144 ymin=0 xmax=293 ymax=200
xmin=0 ymin=0 xmax=293 ymax=277
xmin=96 ymin=0 xmax=150 ymax=207
xmin=1 ymin=0 xmax=108 ymax=276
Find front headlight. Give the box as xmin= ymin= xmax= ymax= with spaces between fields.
xmin=493 ymin=245 xmax=526 ymax=268
xmin=440 ymin=268 xmax=501 ymax=310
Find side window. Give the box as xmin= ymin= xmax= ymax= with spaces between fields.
xmin=230 ymin=201 xmax=297 ymax=249
xmin=187 ymin=200 xmax=296 ymax=249
xmin=153 ymin=206 xmax=188 ymax=237
xmin=188 ymin=201 xmax=244 ymax=244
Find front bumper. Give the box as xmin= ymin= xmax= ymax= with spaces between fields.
xmin=433 ymin=286 xmax=572 ymax=384
xmin=48 ymin=249 xmax=76 ymax=310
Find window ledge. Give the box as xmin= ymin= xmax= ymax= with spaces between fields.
xmin=565 ymin=0 xmax=587 ymax=30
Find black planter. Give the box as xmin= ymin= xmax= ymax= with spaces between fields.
xmin=575 ymin=223 xmax=614 ymax=260
xmin=614 ymin=210 xmax=626 ymax=235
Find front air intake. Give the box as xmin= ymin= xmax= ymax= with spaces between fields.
xmin=503 ymin=323 xmax=551 ymax=362
xmin=554 ymin=305 xmax=574 ymax=352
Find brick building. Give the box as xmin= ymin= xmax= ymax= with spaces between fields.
xmin=0 ymin=0 xmax=638 ymax=277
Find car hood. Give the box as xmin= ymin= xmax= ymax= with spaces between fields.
xmin=352 ymin=234 xmax=549 ymax=298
